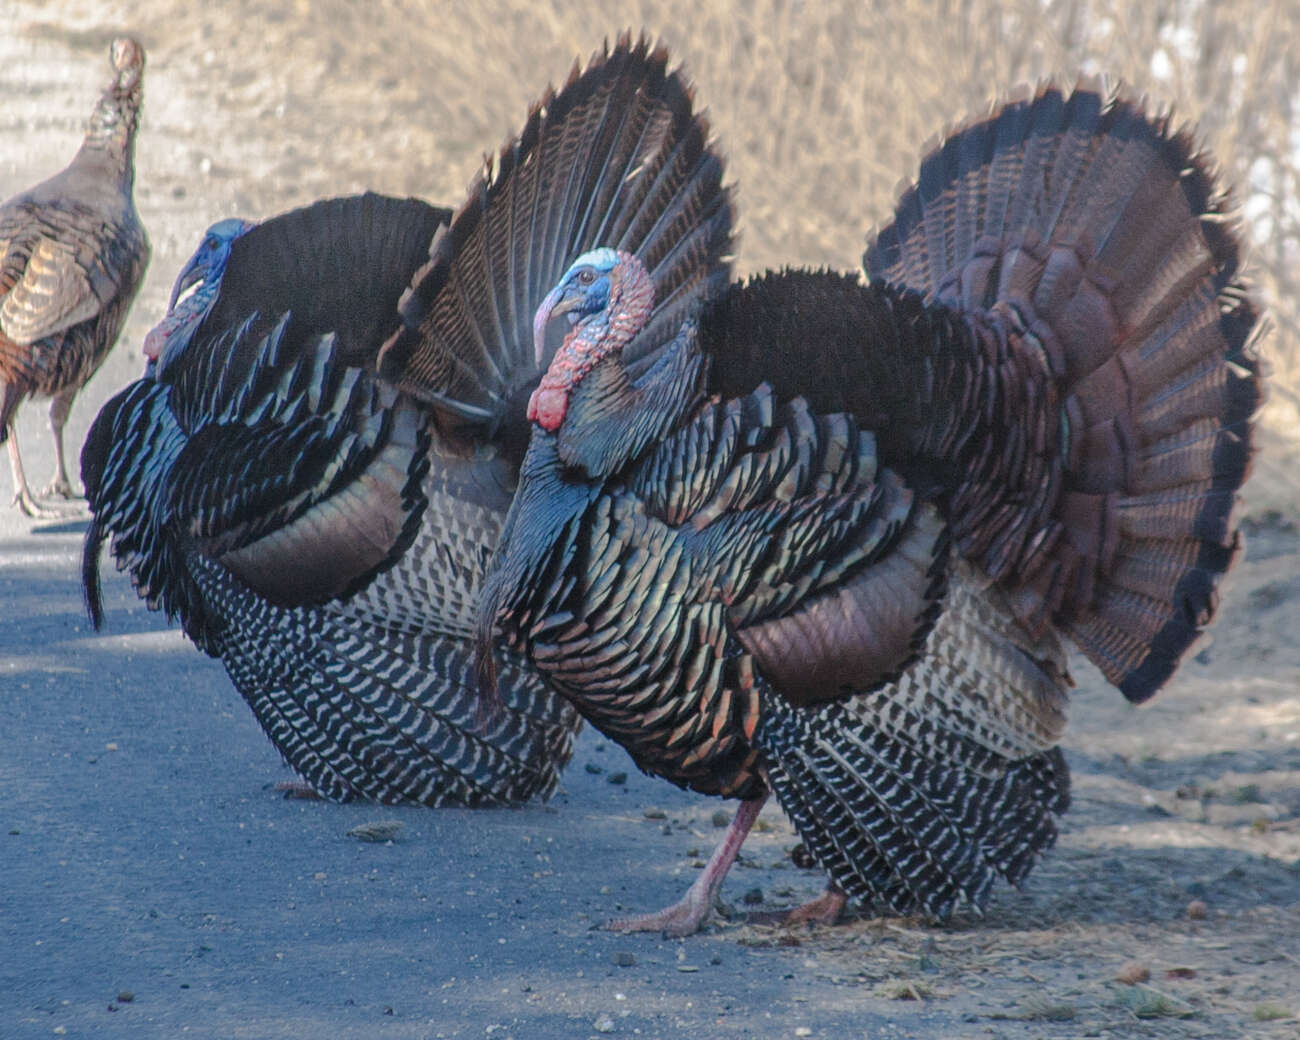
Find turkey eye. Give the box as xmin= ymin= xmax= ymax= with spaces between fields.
xmin=576 ymin=269 xmax=596 ymax=285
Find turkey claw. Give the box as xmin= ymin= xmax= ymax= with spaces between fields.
xmin=41 ymin=477 xmax=81 ymax=500
xmin=13 ymin=488 xmax=81 ymax=518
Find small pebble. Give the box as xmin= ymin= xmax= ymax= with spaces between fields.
xmin=607 ymin=772 xmax=628 ymax=785
xmin=790 ymin=844 xmax=816 ymax=869
xmin=643 ymin=808 xmax=666 ymax=820
xmin=711 ymin=810 xmax=730 ymax=828
xmin=1186 ymin=899 xmax=1208 ymax=920
xmin=116 ymin=991 xmax=134 ymax=1003
xmin=742 ymin=887 xmax=763 ymax=905
xmin=347 ymin=820 xmax=404 ymax=843
xmin=611 ymin=951 xmax=636 ymax=967
xmin=795 ymin=1029 xmax=812 ymax=1038
xmin=1115 ymin=961 xmax=1150 ymax=984
xmin=594 ymin=1013 xmax=615 ymax=1033
xmin=677 ymin=964 xmax=699 ymax=973
xmin=585 ymin=763 xmax=603 ymax=774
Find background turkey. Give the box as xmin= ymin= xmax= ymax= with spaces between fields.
xmin=80 ymin=37 xmax=730 ymax=808
xmin=0 ymin=35 xmax=149 ymax=517
xmin=450 ymin=81 xmax=1264 ymax=935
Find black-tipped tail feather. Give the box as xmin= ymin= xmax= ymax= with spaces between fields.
xmin=863 ymin=81 xmax=1264 ymax=704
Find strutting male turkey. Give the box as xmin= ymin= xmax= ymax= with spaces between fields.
xmin=0 ymin=37 xmax=150 ymax=516
xmin=445 ymin=75 xmax=1260 ymax=933
xmin=80 ymin=37 xmax=733 ymax=808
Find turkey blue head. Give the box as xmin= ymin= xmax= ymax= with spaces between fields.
xmin=144 ymin=217 xmax=254 ymax=377
xmin=528 ymin=248 xmax=653 ymax=431
xmin=167 ymin=217 xmax=253 ymax=310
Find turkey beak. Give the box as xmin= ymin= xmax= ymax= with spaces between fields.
xmin=168 ymin=264 xmax=205 ymax=311
xmin=533 ymin=286 xmax=580 ymax=367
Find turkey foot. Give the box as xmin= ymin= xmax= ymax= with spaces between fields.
xmin=747 ymin=883 xmax=847 ymax=928
xmin=41 ymin=476 xmax=81 ymax=501
xmin=9 ymin=437 xmax=80 ymax=517
xmin=605 ymin=796 xmax=766 ymax=938
xmin=13 ymin=488 xmax=77 ymax=518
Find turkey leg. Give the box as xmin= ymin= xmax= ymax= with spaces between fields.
xmin=7 ymin=421 xmax=73 ymax=518
xmin=606 ymin=795 xmax=767 ymax=938
xmin=44 ymin=387 xmax=79 ymax=499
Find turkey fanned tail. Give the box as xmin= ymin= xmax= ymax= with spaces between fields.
xmin=864 ymin=81 xmax=1262 ymax=702
xmin=377 ymin=32 xmax=732 ymax=442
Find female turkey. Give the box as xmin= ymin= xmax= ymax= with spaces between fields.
xmin=0 ymin=37 xmax=149 ymax=516
xmin=81 ymin=38 xmax=728 ymax=808
xmin=462 ymin=83 xmax=1262 ymax=934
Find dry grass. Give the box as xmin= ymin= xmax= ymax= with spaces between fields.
xmin=40 ymin=0 xmax=1297 ymax=393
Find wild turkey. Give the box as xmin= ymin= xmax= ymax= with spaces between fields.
xmin=438 ymin=81 xmax=1260 ymax=934
xmin=80 ymin=37 xmax=729 ymax=807
xmin=0 ymin=36 xmax=150 ymax=516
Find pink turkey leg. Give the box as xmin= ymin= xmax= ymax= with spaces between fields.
xmin=606 ymin=795 xmax=767 ymax=938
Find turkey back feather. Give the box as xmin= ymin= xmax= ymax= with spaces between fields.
xmin=162 ymin=193 xmax=449 ymax=404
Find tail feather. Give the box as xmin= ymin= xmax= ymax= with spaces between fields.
xmin=376 ymin=34 xmax=732 ymax=434
xmin=865 ymin=81 xmax=1263 ymax=703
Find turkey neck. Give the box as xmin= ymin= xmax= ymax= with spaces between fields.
xmin=556 ymin=329 xmax=707 ymax=479
xmin=78 ymin=73 xmax=143 ymax=189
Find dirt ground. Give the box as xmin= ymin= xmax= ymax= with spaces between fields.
xmin=2 ymin=3 xmax=1298 ymax=1038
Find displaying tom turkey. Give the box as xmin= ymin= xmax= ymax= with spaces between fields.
xmin=0 ymin=36 xmax=150 ymax=516
xmin=80 ymin=37 xmax=729 ymax=807
xmin=445 ymin=81 xmax=1261 ymax=934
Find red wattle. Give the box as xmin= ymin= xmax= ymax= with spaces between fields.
xmin=142 ymin=321 xmax=168 ymax=360
xmin=528 ymin=386 xmax=568 ymax=432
